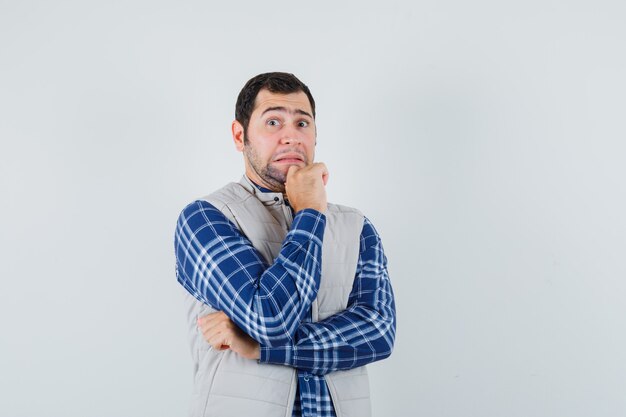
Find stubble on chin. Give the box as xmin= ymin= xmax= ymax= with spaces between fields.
xmin=260 ymin=163 xmax=288 ymax=192
xmin=244 ymin=147 xmax=287 ymax=192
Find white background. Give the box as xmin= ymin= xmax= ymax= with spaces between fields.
xmin=1 ymin=1 xmax=625 ymax=416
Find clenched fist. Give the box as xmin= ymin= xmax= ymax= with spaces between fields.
xmin=197 ymin=311 xmax=260 ymax=360
xmin=285 ymin=163 xmax=328 ymax=213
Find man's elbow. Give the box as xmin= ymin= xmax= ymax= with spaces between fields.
xmin=377 ymin=314 xmax=396 ymax=360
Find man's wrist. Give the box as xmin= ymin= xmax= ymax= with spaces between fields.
xmin=254 ymin=344 xmax=261 ymax=360
xmin=288 ymin=209 xmax=326 ymax=245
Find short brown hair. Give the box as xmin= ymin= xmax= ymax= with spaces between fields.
xmin=235 ymin=72 xmax=316 ymax=138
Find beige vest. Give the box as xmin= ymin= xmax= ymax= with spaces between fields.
xmin=184 ymin=176 xmax=371 ymax=417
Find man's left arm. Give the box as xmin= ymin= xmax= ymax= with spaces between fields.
xmin=258 ymin=216 xmax=396 ymax=375
xmin=198 ymin=217 xmax=397 ymax=372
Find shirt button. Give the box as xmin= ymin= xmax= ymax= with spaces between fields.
xmin=303 ymin=373 xmax=310 ymax=382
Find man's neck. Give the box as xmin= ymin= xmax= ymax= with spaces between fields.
xmin=246 ymin=176 xmax=292 ymax=208
xmin=247 ymin=176 xmax=282 ymax=194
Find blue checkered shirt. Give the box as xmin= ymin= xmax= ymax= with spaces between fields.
xmin=175 ymin=196 xmax=396 ymax=417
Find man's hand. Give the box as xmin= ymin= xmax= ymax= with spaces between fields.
xmin=197 ymin=311 xmax=260 ymax=360
xmin=285 ymin=162 xmax=328 ymax=213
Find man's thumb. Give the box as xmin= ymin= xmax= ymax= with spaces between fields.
xmin=286 ymin=165 xmax=299 ymax=179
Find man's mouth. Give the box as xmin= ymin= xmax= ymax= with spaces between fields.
xmin=273 ymin=153 xmax=305 ymax=163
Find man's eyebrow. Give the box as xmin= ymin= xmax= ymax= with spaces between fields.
xmin=261 ymin=106 xmax=313 ymax=119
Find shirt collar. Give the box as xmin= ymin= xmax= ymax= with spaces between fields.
xmin=239 ymin=175 xmax=288 ymax=206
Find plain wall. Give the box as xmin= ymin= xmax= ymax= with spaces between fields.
xmin=1 ymin=1 xmax=625 ymax=416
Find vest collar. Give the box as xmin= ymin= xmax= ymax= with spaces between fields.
xmin=239 ymin=175 xmax=286 ymax=206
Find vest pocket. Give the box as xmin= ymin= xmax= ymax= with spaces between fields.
xmin=190 ymin=348 xmax=224 ymax=417
xmin=203 ymin=351 xmax=296 ymax=417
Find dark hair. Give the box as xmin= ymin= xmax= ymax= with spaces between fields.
xmin=235 ymin=72 xmax=316 ymax=137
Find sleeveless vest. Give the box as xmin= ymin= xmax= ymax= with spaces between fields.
xmin=184 ymin=176 xmax=372 ymax=417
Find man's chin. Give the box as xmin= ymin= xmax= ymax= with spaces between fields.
xmin=270 ymin=162 xmax=303 ymax=175
xmin=265 ymin=161 xmax=307 ymax=186
xmin=264 ymin=167 xmax=288 ymax=186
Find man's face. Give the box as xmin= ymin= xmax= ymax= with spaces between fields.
xmin=233 ymin=89 xmax=316 ymax=192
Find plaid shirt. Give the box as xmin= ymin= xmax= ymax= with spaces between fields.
xmin=175 ymin=197 xmax=396 ymax=417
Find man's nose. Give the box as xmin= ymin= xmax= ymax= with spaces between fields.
xmin=280 ymin=125 xmax=301 ymax=145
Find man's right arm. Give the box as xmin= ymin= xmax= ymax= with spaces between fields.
xmin=175 ymin=200 xmax=325 ymax=347
xmin=259 ymin=217 xmax=396 ymax=375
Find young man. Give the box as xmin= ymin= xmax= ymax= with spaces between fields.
xmin=175 ymin=72 xmax=396 ymax=417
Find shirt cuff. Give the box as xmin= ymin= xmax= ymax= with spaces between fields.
xmin=287 ymin=208 xmax=326 ymax=246
xmin=259 ymin=345 xmax=293 ymax=366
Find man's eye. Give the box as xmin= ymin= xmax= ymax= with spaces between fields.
xmin=298 ymin=121 xmax=309 ymax=128
xmin=267 ymin=119 xmax=279 ymax=126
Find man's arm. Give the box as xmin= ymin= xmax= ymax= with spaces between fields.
xmin=198 ymin=217 xmax=396 ymax=374
xmin=175 ymin=200 xmax=325 ymax=347
xmin=258 ymin=217 xmax=396 ymax=375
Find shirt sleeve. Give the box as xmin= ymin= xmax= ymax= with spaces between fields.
xmin=175 ymin=200 xmax=326 ymax=347
xmin=258 ymin=217 xmax=396 ymax=375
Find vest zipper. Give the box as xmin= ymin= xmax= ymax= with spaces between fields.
xmin=283 ymin=202 xmax=293 ymax=229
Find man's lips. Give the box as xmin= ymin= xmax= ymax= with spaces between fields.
xmin=273 ymin=153 xmax=304 ymax=163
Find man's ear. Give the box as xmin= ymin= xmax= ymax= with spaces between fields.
xmin=232 ymin=120 xmax=245 ymax=152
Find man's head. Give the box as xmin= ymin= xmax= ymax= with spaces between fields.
xmin=232 ymin=72 xmax=317 ymax=192
xmin=235 ymin=72 xmax=316 ymax=139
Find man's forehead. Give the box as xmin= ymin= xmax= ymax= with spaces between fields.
xmin=252 ymin=89 xmax=312 ymax=115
